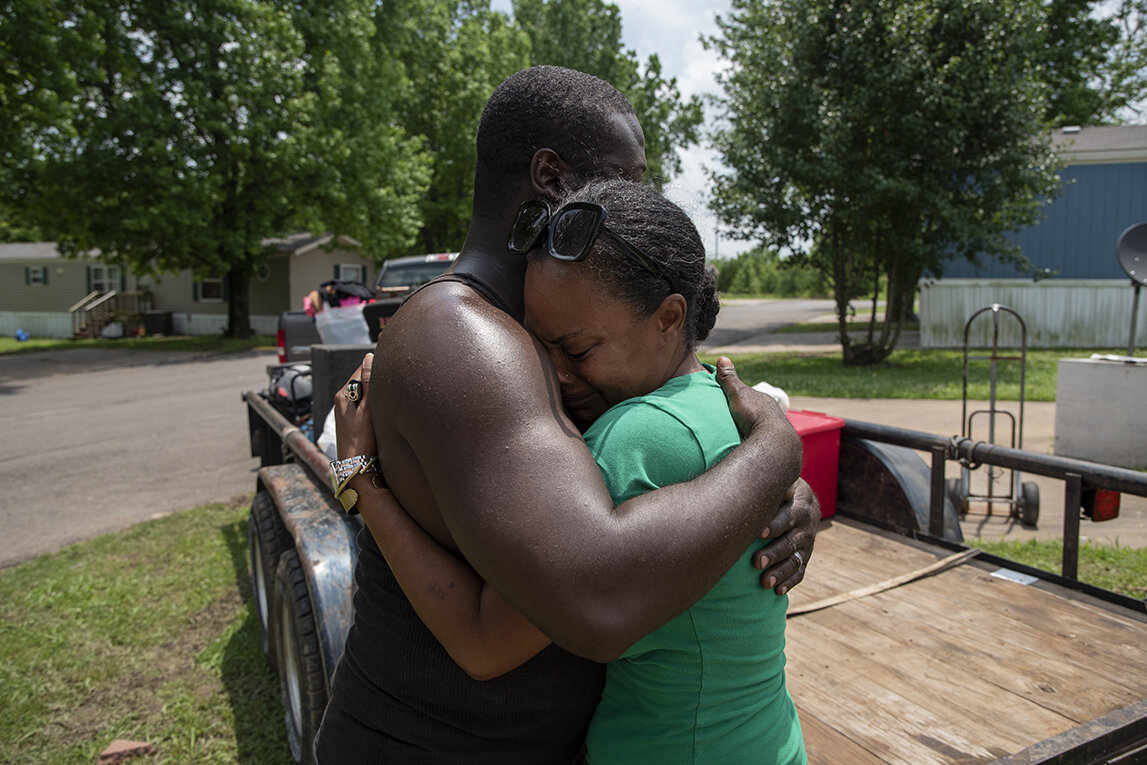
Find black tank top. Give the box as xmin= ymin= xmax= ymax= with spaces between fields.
xmin=328 ymin=530 xmax=604 ymax=762
xmin=404 ymin=270 xmax=521 ymax=321
xmin=322 ymin=270 xmax=604 ymax=762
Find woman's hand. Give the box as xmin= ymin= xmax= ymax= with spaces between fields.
xmin=334 ymin=352 xmax=377 ymax=461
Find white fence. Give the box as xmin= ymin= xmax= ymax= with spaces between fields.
xmin=919 ymin=279 xmax=1147 ymax=349
xmin=1 ymin=311 xmax=278 ymax=340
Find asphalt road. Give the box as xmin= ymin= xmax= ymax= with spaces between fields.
xmin=0 ymin=347 xmax=272 ymax=567
xmin=702 ymin=298 xmax=836 ymax=349
xmin=4 ymin=296 xmax=1140 ymax=567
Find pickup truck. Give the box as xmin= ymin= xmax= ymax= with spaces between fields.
xmin=243 ymin=345 xmax=1147 ymax=765
xmin=276 ymin=252 xmax=457 ymax=363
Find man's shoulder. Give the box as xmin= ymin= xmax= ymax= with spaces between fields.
xmin=403 ymin=277 xmax=513 ymax=319
xmin=375 ymin=279 xmax=536 ymax=395
xmin=386 ymin=279 xmax=525 ymax=345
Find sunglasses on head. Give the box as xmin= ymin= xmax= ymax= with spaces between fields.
xmin=508 ymin=199 xmax=681 ymax=295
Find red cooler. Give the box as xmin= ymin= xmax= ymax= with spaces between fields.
xmin=784 ymin=409 xmax=845 ymax=519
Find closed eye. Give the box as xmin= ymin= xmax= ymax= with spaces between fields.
xmin=564 ymin=346 xmax=591 ymax=362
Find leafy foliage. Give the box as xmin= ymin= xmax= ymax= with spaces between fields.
xmin=707 ymin=0 xmax=1065 ymax=366
xmin=1041 ymin=0 xmax=1124 ymax=125
xmin=2 ymin=0 xmax=709 ymax=331
xmin=1041 ymin=0 xmax=1147 ymax=125
xmin=715 ymin=249 xmax=827 ymax=297
xmin=513 ymin=0 xmax=703 ymax=185
xmin=2 ymin=0 xmax=431 ymax=338
xmin=379 ymin=1 xmax=529 ymax=255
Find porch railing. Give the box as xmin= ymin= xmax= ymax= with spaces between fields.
xmin=69 ymin=290 xmax=154 ymax=338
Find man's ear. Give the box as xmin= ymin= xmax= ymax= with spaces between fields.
xmin=657 ymin=293 xmax=688 ymax=339
xmin=531 ymin=148 xmax=574 ymax=202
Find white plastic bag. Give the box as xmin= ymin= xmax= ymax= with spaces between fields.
xmin=314 ymin=304 xmax=371 ymax=345
xmin=752 ymin=380 xmax=790 ymax=412
xmin=317 ymin=407 xmax=338 ymax=460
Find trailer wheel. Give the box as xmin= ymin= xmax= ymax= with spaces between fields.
xmin=273 ymin=549 xmax=327 ymax=765
xmin=1019 ymin=481 xmax=1040 ymax=528
xmin=249 ymin=491 xmax=291 ymax=671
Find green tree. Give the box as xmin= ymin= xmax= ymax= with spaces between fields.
xmin=0 ymin=1 xmax=94 ymax=243
xmin=513 ymin=0 xmax=703 ymax=185
xmin=1039 ymin=0 xmax=1135 ymax=125
xmin=1102 ymin=0 xmax=1147 ymax=121
xmin=715 ymin=248 xmax=825 ymax=297
xmin=378 ymin=0 xmax=529 ymax=255
xmin=708 ymin=0 xmax=1064 ymax=366
xmin=4 ymin=0 xmax=429 ymax=338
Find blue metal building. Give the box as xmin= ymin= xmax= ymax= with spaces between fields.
xmin=921 ymin=125 xmax=1147 ymax=348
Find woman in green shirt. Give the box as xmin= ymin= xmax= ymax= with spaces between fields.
xmin=340 ymin=178 xmax=806 ymax=764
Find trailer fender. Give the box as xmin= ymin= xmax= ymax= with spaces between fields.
xmin=837 ymin=437 xmax=964 ymax=543
xmin=256 ymin=464 xmax=361 ymax=685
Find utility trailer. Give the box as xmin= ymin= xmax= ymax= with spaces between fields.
xmin=243 ymin=346 xmax=1147 ymax=764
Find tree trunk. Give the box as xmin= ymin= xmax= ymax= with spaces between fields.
xmin=226 ymin=269 xmax=252 ymax=339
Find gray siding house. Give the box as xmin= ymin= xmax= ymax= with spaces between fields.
xmin=920 ymin=125 xmax=1147 ymax=348
xmin=1 ymin=234 xmax=374 ymax=339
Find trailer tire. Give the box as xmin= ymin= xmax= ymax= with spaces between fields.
xmin=273 ymin=549 xmax=326 ymax=765
xmin=249 ymin=491 xmax=291 ymax=671
xmin=1020 ymin=481 xmax=1040 ymax=528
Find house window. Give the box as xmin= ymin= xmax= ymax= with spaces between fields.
xmin=25 ymin=265 xmax=48 ymax=286
xmin=196 ymin=277 xmax=224 ymax=302
xmin=88 ymin=265 xmax=121 ymax=292
xmin=336 ymin=264 xmax=365 ymax=283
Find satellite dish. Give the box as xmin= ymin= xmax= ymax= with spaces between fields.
xmin=1117 ymin=222 xmax=1147 ymax=287
xmin=1116 ymin=222 xmax=1147 ymax=355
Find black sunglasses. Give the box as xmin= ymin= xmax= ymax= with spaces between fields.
xmin=508 ymin=200 xmax=681 ymax=295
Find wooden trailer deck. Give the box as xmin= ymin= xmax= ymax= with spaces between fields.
xmin=784 ymin=516 xmax=1147 ymax=764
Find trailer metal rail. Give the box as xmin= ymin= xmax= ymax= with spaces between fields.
xmin=843 ymin=418 xmax=1147 ymax=614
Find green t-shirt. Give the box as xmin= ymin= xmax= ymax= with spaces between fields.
xmin=582 ymin=368 xmax=806 ymax=765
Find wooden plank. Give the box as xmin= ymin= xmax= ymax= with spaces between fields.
xmin=784 ymin=517 xmax=1147 ymax=762
xmin=904 ymin=568 xmax=1147 ymax=683
xmin=992 ymin=697 xmax=1147 ymax=764
xmin=788 ymin=548 xmax=981 ymax=615
xmin=788 ymin=518 xmax=970 ymax=606
xmin=788 ymin=657 xmax=1012 ymax=764
xmin=798 ymin=563 xmax=1146 ymax=726
xmin=787 ymin=608 xmax=1073 ymax=760
xmin=798 ymin=709 xmax=887 ymax=765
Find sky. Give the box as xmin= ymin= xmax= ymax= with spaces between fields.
xmin=489 ymin=0 xmax=753 ymax=258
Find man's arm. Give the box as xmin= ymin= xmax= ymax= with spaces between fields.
xmin=753 ymin=478 xmax=818 ymax=594
xmin=374 ymin=286 xmax=803 ymax=661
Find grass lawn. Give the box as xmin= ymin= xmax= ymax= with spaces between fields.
xmin=1 ymin=499 xmax=1143 ymax=762
xmin=0 ymin=499 xmax=289 ymax=764
xmin=4 ymin=328 xmax=1132 ymax=404
xmin=701 ymin=347 xmax=1133 ymax=401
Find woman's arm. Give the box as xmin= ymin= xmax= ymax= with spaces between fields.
xmin=335 ymin=354 xmax=551 ymax=680
xmin=353 ymin=478 xmax=552 ymax=680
